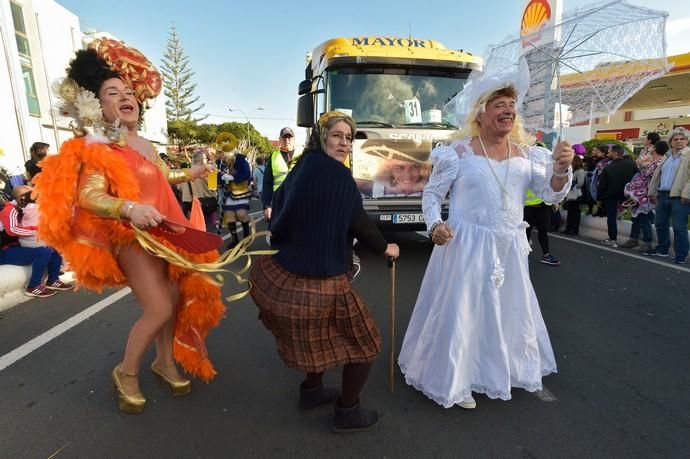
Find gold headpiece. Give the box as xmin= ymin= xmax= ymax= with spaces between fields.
xmin=88 ymin=38 xmax=162 ymax=104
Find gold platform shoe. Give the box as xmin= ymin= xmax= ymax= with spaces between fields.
xmin=151 ymin=361 xmax=192 ymax=397
xmin=111 ymin=365 xmax=146 ymax=414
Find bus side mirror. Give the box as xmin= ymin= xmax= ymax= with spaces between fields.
xmin=298 ymin=79 xmax=312 ymax=96
xmin=297 ymin=94 xmax=314 ymax=128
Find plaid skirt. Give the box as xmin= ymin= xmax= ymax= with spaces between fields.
xmin=249 ymin=256 xmax=381 ymax=373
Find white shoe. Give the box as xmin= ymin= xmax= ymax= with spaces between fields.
xmin=458 ymin=395 xmax=476 ymax=410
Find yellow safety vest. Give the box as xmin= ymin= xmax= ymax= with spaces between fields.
xmin=524 ymin=188 xmax=544 ymax=206
xmin=270 ymin=150 xmax=300 ymax=191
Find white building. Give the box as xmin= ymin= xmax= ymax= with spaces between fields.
xmin=0 ymin=0 xmax=167 ymax=180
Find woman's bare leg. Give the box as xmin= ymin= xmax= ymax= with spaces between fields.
xmin=117 ymin=244 xmax=176 ymax=375
xmin=152 ymin=282 xmax=185 ymax=380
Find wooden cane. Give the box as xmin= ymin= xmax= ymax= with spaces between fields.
xmin=388 ymin=256 xmax=396 ymax=393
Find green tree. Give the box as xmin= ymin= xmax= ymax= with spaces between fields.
xmin=160 ymin=25 xmax=206 ymax=122
xmin=582 ymin=139 xmax=632 ymax=157
xmin=167 ymin=119 xmax=198 ymax=152
xmin=196 ymin=123 xmax=218 ymax=146
xmin=216 ymin=122 xmax=274 ymax=156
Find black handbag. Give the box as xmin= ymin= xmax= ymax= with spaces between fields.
xmin=199 ymin=197 xmax=217 ymax=215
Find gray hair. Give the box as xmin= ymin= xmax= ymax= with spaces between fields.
xmin=668 ymin=127 xmax=690 ymax=143
xmin=192 ymin=150 xmax=206 ymax=165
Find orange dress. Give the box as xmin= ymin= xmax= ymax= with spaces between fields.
xmin=34 ymin=138 xmax=225 ymax=382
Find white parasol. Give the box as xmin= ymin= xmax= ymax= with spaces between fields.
xmin=458 ymin=0 xmax=669 ymax=136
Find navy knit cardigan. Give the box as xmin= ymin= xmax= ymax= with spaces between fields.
xmin=269 ymin=149 xmax=387 ymax=277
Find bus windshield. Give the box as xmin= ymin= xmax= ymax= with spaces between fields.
xmin=327 ymin=66 xmax=470 ymax=128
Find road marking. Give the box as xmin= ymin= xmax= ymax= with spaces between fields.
xmin=1 ymin=212 xmax=269 ymax=373
xmin=0 ymin=288 xmax=132 ymax=373
xmin=551 ymin=234 xmax=690 ymax=274
xmin=533 ymin=386 xmax=557 ymax=402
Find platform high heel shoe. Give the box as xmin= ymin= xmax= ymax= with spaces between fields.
xmin=111 ymin=365 xmax=146 ymax=414
xmin=151 ymin=361 xmax=192 ymax=396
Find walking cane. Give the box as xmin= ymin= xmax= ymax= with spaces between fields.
xmin=388 ymin=256 xmax=397 ymax=393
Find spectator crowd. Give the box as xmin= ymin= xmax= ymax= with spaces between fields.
xmin=2 ymin=127 xmax=688 ymax=302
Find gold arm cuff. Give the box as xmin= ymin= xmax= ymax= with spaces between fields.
xmin=167 ymin=168 xmax=194 ymax=185
xmin=78 ymin=172 xmax=125 ymax=219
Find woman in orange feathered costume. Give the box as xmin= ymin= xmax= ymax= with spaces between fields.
xmin=33 ymin=39 xmax=224 ymax=414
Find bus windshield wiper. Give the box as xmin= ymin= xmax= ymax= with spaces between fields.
xmin=356 ymin=120 xmax=396 ymax=128
xmin=401 ymin=121 xmax=457 ymax=129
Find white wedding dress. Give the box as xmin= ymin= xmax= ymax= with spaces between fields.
xmin=398 ymin=138 xmax=571 ymax=408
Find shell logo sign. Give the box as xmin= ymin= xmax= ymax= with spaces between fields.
xmin=521 ymin=0 xmax=552 ymax=37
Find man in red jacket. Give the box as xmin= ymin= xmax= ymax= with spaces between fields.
xmin=0 ymin=186 xmax=73 ymax=297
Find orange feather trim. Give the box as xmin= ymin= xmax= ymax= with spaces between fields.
xmin=34 ymin=137 xmax=226 ymax=381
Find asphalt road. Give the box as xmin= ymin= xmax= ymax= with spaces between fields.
xmin=1 ymin=217 xmax=689 ymax=458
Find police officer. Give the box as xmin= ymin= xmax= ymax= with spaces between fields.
xmin=262 ymin=127 xmax=298 ymax=221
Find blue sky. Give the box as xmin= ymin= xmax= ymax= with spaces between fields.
xmin=58 ymin=0 xmax=690 ymax=142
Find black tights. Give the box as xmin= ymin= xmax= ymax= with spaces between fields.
xmin=524 ymin=204 xmax=551 ymax=255
xmin=303 ymin=362 xmax=373 ymax=408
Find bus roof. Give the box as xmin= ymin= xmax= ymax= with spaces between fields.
xmin=309 ymin=37 xmax=482 ymax=75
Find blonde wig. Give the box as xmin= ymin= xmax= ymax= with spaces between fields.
xmin=450 ymin=86 xmax=535 ymax=147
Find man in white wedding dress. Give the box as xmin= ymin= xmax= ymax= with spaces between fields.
xmin=398 ymin=66 xmax=574 ymax=409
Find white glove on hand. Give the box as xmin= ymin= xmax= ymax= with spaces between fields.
xmin=221 ymin=173 xmax=234 ymax=182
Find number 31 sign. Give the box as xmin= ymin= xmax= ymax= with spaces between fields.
xmin=404 ymin=98 xmax=422 ymax=124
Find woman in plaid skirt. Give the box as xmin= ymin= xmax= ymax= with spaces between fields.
xmin=249 ymin=112 xmax=399 ymax=433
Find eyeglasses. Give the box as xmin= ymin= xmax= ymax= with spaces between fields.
xmin=329 ymin=131 xmax=353 ymax=144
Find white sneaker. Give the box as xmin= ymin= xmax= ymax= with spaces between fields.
xmin=600 ymin=239 xmax=618 ymax=247
xmin=458 ymin=395 xmax=476 ymax=410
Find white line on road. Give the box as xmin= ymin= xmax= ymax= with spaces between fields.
xmin=533 ymin=386 xmax=557 ymax=402
xmin=551 ymin=234 xmax=690 ymax=274
xmin=0 ymin=211 xmax=267 ymax=373
xmin=0 ymin=288 xmax=132 ymax=373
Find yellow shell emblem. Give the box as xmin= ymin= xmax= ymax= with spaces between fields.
xmin=214 ymin=132 xmax=239 ymax=152
xmin=521 ymin=0 xmax=551 ymax=37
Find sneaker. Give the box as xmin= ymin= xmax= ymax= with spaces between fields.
xmin=540 ymin=254 xmax=561 ymax=266
xmin=620 ymin=240 xmax=639 ymax=249
xmin=458 ymin=395 xmax=477 ymax=410
xmin=600 ymin=239 xmax=618 ymax=248
xmin=672 ymin=258 xmax=687 ymax=265
xmin=46 ymin=279 xmax=74 ymax=291
xmin=25 ymin=285 xmax=57 ymax=298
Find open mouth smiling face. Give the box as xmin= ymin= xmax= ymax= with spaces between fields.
xmin=98 ymin=77 xmax=139 ymax=126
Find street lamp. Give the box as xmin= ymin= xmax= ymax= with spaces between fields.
xmin=228 ymin=107 xmax=264 ymax=147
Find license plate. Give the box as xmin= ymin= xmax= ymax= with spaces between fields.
xmin=392 ymin=213 xmax=424 ymax=224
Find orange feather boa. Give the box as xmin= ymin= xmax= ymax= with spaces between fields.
xmin=34 ymin=138 xmax=226 ymax=382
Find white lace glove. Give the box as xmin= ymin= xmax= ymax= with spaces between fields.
xmin=221 ymin=173 xmax=234 ymax=182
